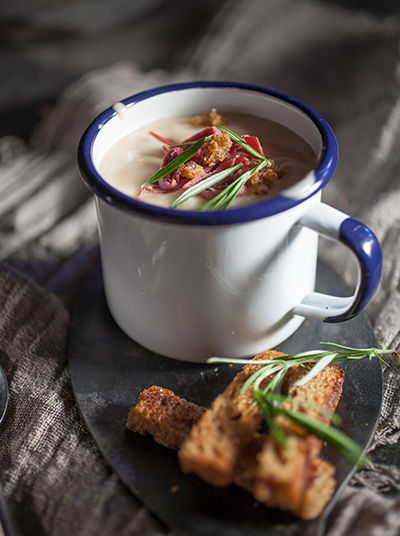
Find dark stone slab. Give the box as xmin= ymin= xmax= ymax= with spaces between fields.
xmin=68 ymin=255 xmax=382 ymax=536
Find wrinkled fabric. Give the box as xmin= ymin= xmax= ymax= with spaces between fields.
xmin=1 ymin=1 xmax=400 ymax=534
xmin=0 ymin=265 xmax=170 ymax=536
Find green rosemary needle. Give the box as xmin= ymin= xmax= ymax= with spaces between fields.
xmin=216 ymin=124 xmax=272 ymax=165
xmin=199 ymin=160 xmax=267 ymax=211
xmin=169 ymin=141 xmax=200 ymax=148
xmin=169 ymin=164 xmax=242 ymax=209
xmin=219 ymin=160 xmax=267 ymax=209
xmin=275 ymin=406 xmax=367 ymax=468
xmin=141 ymin=137 xmax=207 ymax=187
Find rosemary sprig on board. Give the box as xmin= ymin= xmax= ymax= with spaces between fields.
xmin=208 ymin=343 xmax=399 ymax=468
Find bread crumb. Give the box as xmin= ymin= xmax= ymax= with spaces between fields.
xmin=202 ymin=131 xmax=232 ymax=166
xmin=188 ymin=108 xmax=225 ymax=127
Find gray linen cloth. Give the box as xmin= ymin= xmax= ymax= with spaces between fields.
xmin=1 ymin=1 xmax=400 ymax=534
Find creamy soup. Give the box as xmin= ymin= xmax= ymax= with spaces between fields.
xmin=98 ymin=112 xmax=318 ymax=210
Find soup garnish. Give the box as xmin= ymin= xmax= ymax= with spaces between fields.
xmin=99 ymin=110 xmax=318 ymax=210
xmin=138 ymin=112 xmax=287 ymax=210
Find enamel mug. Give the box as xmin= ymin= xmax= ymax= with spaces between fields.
xmin=78 ymin=82 xmax=382 ymax=362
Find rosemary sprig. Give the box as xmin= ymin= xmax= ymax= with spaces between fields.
xmin=143 ymin=125 xmax=274 ymax=210
xmin=170 ymin=141 xmax=199 ymax=148
xmin=198 ymin=181 xmax=238 ymax=211
xmin=169 ymin=164 xmax=242 ymax=209
xmin=216 ymin=124 xmax=272 ymax=165
xmin=254 ymin=390 xmax=287 ymax=447
xmin=208 ymin=343 xmax=399 ymax=468
xmin=141 ymin=137 xmax=207 ymax=187
xmin=199 ymin=161 xmax=267 ymax=211
xmin=261 ymin=392 xmax=342 ymax=425
xmin=275 ymin=406 xmax=367 ymax=468
xmin=219 ymin=161 xmax=267 ymax=209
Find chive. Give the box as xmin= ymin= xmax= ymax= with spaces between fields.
xmin=169 ymin=164 xmax=242 ymax=209
xmin=141 ymin=137 xmax=207 ymax=187
xmin=216 ymin=124 xmax=272 ymax=165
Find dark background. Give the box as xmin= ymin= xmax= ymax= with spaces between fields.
xmin=0 ymin=0 xmax=399 ymax=140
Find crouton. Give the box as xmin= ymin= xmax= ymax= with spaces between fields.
xmin=178 ymin=350 xmax=284 ymax=486
xmin=127 ymin=385 xmax=205 ymax=449
xmin=253 ymin=364 xmax=344 ymax=511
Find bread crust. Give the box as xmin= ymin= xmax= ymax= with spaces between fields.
xmin=253 ymin=364 xmax=344 ymax=511
xmin=295 ymin=458 xmax=336 ymax=520
xmin=126 ymin=352 xmax=344 ymax=520
xmin=127 ymin=385 xmax=205 ymax=449
xmin=178 ymin=350 xmax=284 ymax=486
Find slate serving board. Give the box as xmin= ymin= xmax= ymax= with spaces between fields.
xmin=68 ymin=256 xmax=382 ymax=536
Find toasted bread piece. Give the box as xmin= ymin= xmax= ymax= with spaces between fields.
xmin=128 ymin=384 xmax=264 ymax=491
xmin=295 ymin=458 xmax=336 ymax=520
xmin=232 ymin=433 xmax=267 ymax=492
xmin=253 ymin=364 xmax=344 ymax=511
xmin=126 ymin=386 xmax=206 ymax=449
xmin=178 ymin=350 xmax=284 ymax=487
xmin=203 ymin=131 xmax=232 ymax=166
xmin=218 ymin=424 xmax=336 ymax=520
xmin=283 ymin=364 xmax=345 ymax=423
xmin=253 ymin=434 xmax=321 ymax=505
xmin=127 ymin=375 xmax=338 ymax=520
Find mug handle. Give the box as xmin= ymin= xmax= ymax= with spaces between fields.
xmin=293 ymin=202 xmax=382 ymax=322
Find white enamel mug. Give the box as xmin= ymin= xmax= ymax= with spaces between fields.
xmin=78 ymin=82 xmax=382 ymax=362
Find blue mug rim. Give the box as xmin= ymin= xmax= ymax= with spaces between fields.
xmin=77 ymin=81 xmax=338 ymax=225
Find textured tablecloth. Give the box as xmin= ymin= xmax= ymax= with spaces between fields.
xmin=0 ymin=1 xmax=400 ymax=534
